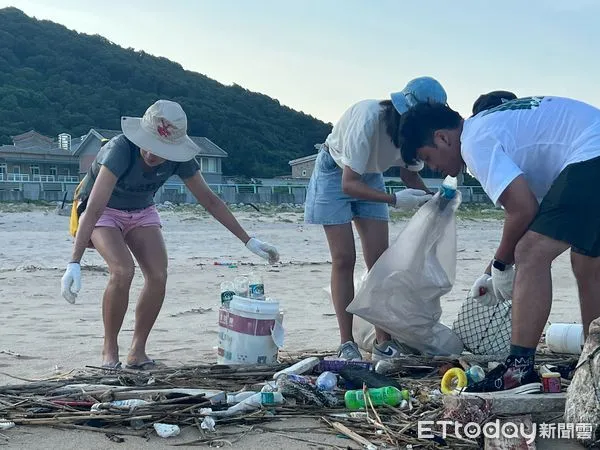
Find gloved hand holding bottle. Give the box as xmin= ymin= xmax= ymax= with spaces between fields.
xmin=393 ymin=189 xmax=432 ymax=210
xmin=246 ymin=237 xmax=279 ymax=264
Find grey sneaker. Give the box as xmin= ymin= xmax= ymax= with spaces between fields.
xmin=372 ymin=340 xmax=419 ymax=361
xmin=337 ymin=341 xmax=363 ymax=360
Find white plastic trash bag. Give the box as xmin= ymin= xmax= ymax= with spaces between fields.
xmin=347 ymin=191 xmax=464 ymax=356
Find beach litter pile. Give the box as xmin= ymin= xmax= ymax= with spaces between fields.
xmin=0 ymin=349 xmax=578 ymax=449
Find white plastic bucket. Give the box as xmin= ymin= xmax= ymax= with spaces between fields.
xmin=546 ymin=323 xmax=584 ymax=355
xmin=217 ymin=295 xmax=283 ymax=365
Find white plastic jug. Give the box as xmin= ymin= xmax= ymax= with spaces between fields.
xmin=218 ymin=295 xmax=284 ymax=364
xmin=546 ymin=323 xmax=584 ymax=355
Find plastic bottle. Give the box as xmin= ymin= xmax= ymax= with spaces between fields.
xmin=316 ymin=359 xmax=373 ymax=374
xmin=91 ymin=399 xmax=149 ymax=412
xmin=233 ymin=276 xmax=249 ymax=297
xmin=439 ymin=175 xmax=457 ymax=209
xmin=226 ymin=391 xmax=257 ymax=405
xmin=344 ymin=387 xmax=409 ymax=410
xmin=248 ymin=271 xmax=265 ymax=300
xmin=220 ymin=281 xmax=236 ymax=308
xmin=261 ymin=381 xmax=277 ymax=393
xmin=440 ymin=175 xmax=457 ymax=199
xmin=316 ymin=371 xmax=337 ymax=391
xmin=272 ymin=357 xmax=320 ymax=379
xmin=465 ymin=365 xmax=485 ymax=385
xmin=283 ymin=374 xmax=314 ymax=385
xmin=212 ymin=392 xmax=284 ymax=417
xmin=91 ymin=399 xmax=149 ymax=427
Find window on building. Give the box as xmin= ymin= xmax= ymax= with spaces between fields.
xmin=49 ymin=166 xmax=57 ymax=177
xmin=201 ymin=157 xmax=217 ymax=173
xmin=207 ymin=158 xmax=217 ymax=173
xmin=30 ymin=165 xmax=40 ymax=176
xmin=301 ymin=169 xmax=307 ymax=177
xmin=0 ymin=164 xmax=6 ymax=174
xmin=12 ymin=166 xmax=20 ymax=174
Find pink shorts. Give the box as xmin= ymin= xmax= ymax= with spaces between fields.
xmin=95 ymin=205 xmax=162 ymax=237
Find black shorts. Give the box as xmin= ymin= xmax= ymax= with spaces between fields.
xmin=529 ymin=155 xmax=600 ymax=257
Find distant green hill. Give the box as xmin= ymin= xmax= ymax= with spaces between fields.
xmin=0 ymin=7 xmax=332 ymax=177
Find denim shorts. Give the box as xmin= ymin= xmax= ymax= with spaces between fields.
xmin=304 ymin=147 xmax=389 ymax=225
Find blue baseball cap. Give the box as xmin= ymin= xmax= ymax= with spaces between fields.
xmin=390 ymin=76 xmax=447 ymax=114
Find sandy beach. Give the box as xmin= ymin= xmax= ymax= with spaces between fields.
xmin=0 ymin=203 xmax=584 ymax=449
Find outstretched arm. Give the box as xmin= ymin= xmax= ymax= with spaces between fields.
xmin=183 ymin=171 xmax=250 ymax=244
xmin=183 ymin=171 xmax=279 ymax=263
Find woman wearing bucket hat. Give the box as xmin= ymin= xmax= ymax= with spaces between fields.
xmin=304 ymin=76 xmax=447 ymax=361
xmin=61 ymin=99 xmax=279 ymax=370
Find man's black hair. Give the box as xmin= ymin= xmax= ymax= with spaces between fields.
xmin=472 ymin=90 xmax=517 ymax=116
xmin=399 ymin=103 xmax=463 ymax=165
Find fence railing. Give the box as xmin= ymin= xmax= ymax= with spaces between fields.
xmin=0 ymin=180 xmax=494 ymax=205
xmin=57 ymin=175 xmax=80 ymax=183
xmin=162 ymin=183 xmax=493 ymax=204
xmin=0 ymin=173 xmax=31 ymax=182
xmin=32 ymin=175 xmax=56 ymax=182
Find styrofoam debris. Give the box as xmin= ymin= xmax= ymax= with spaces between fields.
xmin=153 ymin=423 xmax=180 ymax=438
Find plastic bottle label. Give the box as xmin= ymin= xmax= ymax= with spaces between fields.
xmin=221 ymin=290 xmax=235 ymax=306
xmin=354 ymin=391 xmax=384 ymax=405
xmin=249 ymin=283 xmax=265 ymax=299
xmin=260 ymin=392 xmax=275 ymax=405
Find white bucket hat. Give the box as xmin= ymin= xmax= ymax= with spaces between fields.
xmin=121 ymin=100 xmax=201 ymax=162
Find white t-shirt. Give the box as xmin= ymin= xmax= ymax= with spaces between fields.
xmin=325 ymin=99 xmax=423 ymax=175
xmin=461 ymin=96 xmax=600 ymax=206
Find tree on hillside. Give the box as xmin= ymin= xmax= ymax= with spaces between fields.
xmin=0 ymin=7 xmax=332 ymax=177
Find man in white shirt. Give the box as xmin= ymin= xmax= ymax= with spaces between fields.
xmin=397 ymin=96 xmax=600 ymax=394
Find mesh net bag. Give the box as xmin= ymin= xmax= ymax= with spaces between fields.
xmin=565 ymin=317 xmax=600 ymax=447
xmin=452 ymin=296 xmax=512 ymax=356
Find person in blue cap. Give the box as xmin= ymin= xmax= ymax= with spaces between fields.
xmin=304 ymin=76 xmax=447 ymax=361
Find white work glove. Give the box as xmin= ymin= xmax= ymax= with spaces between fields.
xmin=246 ymin=238 xmax=280 ymax=264
xmin=61 ymin=262 xmax=81 ymax=304
xmin=394 ymin=189 xmax=433 ymax=210
xmin=491 ymin=265 xmax=515 ymax=303
xmin=469 ymin=273 xmax=498 ymax=307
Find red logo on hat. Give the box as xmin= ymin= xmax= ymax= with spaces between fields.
xmin=157 ymin=119 xmax=174 ymax=137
